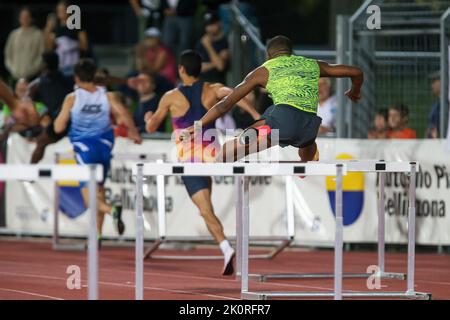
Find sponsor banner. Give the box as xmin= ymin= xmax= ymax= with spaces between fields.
xmin=3 ymin=134 xmax=450 ymax=245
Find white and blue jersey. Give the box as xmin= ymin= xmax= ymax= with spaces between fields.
xmin=70 ymin=86 xmax=114 ymax=184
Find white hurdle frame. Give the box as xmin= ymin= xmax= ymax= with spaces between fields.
xmin=52 ymin=152 xmax=165 ymax=250
xmin=249 ymin=160 xmax=409 ymax=282
xmin=134 ymin=162 xmax=345 ymax=300
xmin=0 ymin=164 xmax=103 ymax=300
xmin=238 ymin=161 xmax=431 ymax=300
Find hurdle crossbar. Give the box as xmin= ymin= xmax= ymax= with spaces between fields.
xmin=0 ymin=164 xmax=103 ymax=300
xmin=134 ymin=162 xmax=347 ymax=300
xmin=237 ymin=161 xmax=430 ymax=300
xmin=144 ymin=161 xmax=295 ymax=260
xmin=249 ymin=160 xmax=411 ymax=282
xmin=53 ymin=152 xmax=166 ymax=251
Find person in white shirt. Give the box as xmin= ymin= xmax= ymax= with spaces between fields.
xmin=316 ymin=77 xmax=337 ymax=134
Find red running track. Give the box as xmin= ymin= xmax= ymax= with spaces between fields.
xmin=0 ymin=239 xmax=449 ymax=300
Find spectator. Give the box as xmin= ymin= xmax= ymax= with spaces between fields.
xmin=387 ymin=104 xmax=416 ymax=139
xmin=130 ymin=0 xmax=163 ymax=29
xmin=44 ymin=1 xmax=90 ymax=76
xmin=137 ymin=28 xmax=177 ymax=85
xmin=317 ymin=78 xmax=337 ymax=134
xmin=4 ymin=7 xmax=45 ymax=82
xmin=367 ymin=109 xmax=388 ymax=139
xmin=127 ymin=72 xmax=166 ymax=133
xmin=161 ymin=0 xmax=197 ymax=57
xmin=425 ymin=72 xmax=441 ymax=138
xmin=196 ymin=11 xmax=230 ymax=84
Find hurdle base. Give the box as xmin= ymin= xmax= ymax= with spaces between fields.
xmin=52 ymin=242 xmax=86 ymax=251
xmin=144 ymin=237 xmax=292 ymax=261
xmin=241 ymin=290 xmax=431 ymax=300
xmin=245 ymin=271 xmax=406 ymax=282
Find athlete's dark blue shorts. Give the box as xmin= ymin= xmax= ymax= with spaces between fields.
xmin=260 ymin=104 xmax=322 ymax=148
xmin=72 ymin=132 xmax=114 ymax=186
xmin=181 ymin=176 xmax=211 ymax=197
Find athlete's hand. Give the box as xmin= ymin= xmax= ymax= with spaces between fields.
xmin=179 ymin=126 xmax=195 ymax=142
xmin=129 ymin=129 xmax=143 ymax=145
xmin=345 ymin=88 xmax=361 ymax=102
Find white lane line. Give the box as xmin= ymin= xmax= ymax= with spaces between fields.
xmin=0 ymin=287 xmax=64 ymax=300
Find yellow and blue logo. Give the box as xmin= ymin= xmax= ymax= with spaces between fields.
xmin=58 ymin=156 xmax=86 ymax=218
xmin=326 ymin=154 xmax=364 ymax=226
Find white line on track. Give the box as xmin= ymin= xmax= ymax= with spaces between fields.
xmin=0 ymin=287 xmax=64 ymax=300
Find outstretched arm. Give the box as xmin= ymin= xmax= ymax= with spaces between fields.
xmin=108 ymin=92 xmax=142 ymax=144
xmin=318 ymin=61 xmax=364 ymax=102
xmin=197 ymin=66 xmax=268 ymax=128
xmin=215 ymin=86 xmax=260 ymax=120
xmin=145 ymin=92 xmax=171 ymax=133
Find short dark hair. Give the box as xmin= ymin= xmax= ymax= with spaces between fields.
xmin=74 ymin=59 xmax=97 ymax=82
xmin=389 ymin=104 xmax=409 ymax=118
xmin=42 ymin=52 xmax=59 ymax=72
xmin=179 ymin=50 xmax=202 ymax=77
xmin=375 ymin=108 xmax=388 ymax=120
xmin=266 ymin=35 xmax=293 ymax=55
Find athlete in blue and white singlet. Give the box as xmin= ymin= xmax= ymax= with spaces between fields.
xmin=54 ymin=59 xmax=142 ymax=240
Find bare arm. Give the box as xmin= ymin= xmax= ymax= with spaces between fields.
xmin=145 ymin=93 xmax=171 ymax=133
xmin=196 ymin=66 xmax=268 ymax=128
xmin=78 ymin=31 xmax=89 ymax=53
xmin=202 ymin=36 xmax=229 ymax=72
xmin=0 ymin=80 xmax=17 ymax=112
xmin=54 ymin=94 xmax=75 ymax=134
xmin=318 ymin=61 xmax=364 ymax=102
xmin=129 ymin=0 xmax=143 ymax=16
xmin=216 ymin=86 xmax=260 ymax=120
xmin=107 ymin=92 xmax=142 ymax=144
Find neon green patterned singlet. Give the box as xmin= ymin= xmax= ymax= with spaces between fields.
xmin=263 ymin=55 xmax=320 ymax=114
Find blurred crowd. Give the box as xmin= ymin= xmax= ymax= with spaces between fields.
xmin=0 ymin=0 xmax=445 ymax=142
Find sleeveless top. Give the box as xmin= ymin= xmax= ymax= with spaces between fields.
xmin=69 ymin=86 xmax=113 ymax=142
xmin=172 ymin=81 xmax=218 ymax=163
xmin=263 ymin=55 xmax=320 ymax=114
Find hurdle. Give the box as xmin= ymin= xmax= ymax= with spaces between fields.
xmin=237 ymin=161 xmax=431 ymax=300
xmin=52 ymin=152 xmax=165 ymax=250
xmin=134 ymin=161 xmax=345 ymax=300
xmin=143 ymin=163 xmax=295 ymax=260
xmin=247 ymin=160 xmax=409 ymax=282
xmin=0 ymin=164 xmax=103 ymax=300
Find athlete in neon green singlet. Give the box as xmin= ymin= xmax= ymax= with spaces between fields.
xmin=189 ymin=35 xmax=364 ymax=163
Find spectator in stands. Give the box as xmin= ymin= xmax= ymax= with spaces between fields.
xmin=425 ymin=72 xmax=441 ymax=139
xmin=28 ymin=52 xmax=74 ymax=163
xmin=4 ymin=7 xmax=45 ymax=82
xmin=196 ymin=11 xmax=230 ymax=84
xmin=387 ymin=104 xmax=416 ymax=139
xmin=136 ymin=28 xmax=177 ymax=85
xmin=130 ymin=0 xmax=163 ymax=29
xmin=161 ymin=0 xmax=197 ymax=57
xmin=367 ymin=109 xmax=388 ymax=139
xmin=127 ymin=72 xmax=166 ymax=133
xmin=44 ymin=1 xmax=91 ymax=76
xmin=317 ymin=78 xmax=337 ymax=134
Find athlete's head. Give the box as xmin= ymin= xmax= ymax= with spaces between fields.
xmin=74 ymin=59 xmax=97 ymax=84
xmin=178 ymin=50 xmax=202 ymax=80
xmin=266 ymin=36 xmax=293 ymax=60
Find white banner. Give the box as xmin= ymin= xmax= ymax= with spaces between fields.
xmin=3 ymin=134 xmax=450 ymax=245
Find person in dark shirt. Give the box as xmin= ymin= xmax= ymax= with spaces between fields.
xmin=196 ymin=11 xmax=230 ymax=84
xmin=127 ymin=72 xmax=165 ymax=133
xmin=28 ymin=52 xmax=74 ymax=163
xmin=44 ymin=1 xmax=91 ymax=76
